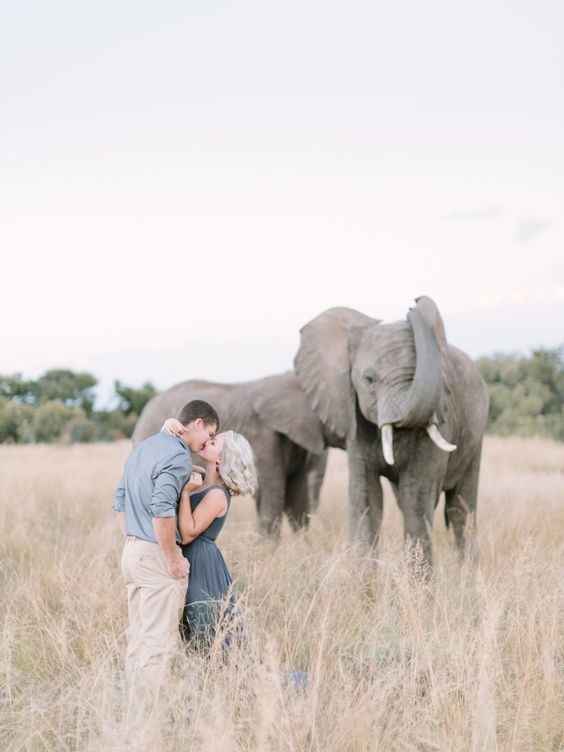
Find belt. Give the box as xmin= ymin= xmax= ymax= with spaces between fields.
xmin=125 ymin=535 xmax=182 ymax=547
xmin=125 ymin=535 xmax=148 ymax=543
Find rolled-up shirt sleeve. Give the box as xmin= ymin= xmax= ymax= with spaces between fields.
xmin=113 ymin=475 xmax=126 ymax=513
xmin=151 ymin=450 xmax=191 ymax=518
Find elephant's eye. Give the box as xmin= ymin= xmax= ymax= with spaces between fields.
xmin=363 ymin=370 xmax=377 ymax=385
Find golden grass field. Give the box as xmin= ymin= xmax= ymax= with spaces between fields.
xmin=1 ymin=436 xmax=564 ymax=751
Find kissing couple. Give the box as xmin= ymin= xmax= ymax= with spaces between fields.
xmin=113 ymin=399 xmax=258 ymax=693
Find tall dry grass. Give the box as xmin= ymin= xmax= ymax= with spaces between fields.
xmin=1 ymin=437 xmax=563 ymax=751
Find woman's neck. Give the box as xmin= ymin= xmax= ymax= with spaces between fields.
xmin=204 ymin=461 xmax=220 ymax=487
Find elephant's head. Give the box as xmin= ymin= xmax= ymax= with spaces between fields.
xmin=294 ymin=297 xmax=456 ymax=464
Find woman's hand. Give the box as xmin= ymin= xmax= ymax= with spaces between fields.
xmin=161 ymin=418 xmax=184 ymax=437
xmin=185 ymin=470 xmax=204 ymax=494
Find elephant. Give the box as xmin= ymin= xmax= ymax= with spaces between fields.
xmin=294 ymin=296 xmax=490 ymax=567
xmin=132 ymin=371 xmax=328 ymax=536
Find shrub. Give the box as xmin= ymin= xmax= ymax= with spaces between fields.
xmin=63 ymin=416 xmax=98 ymax=444
xmin=0 ymin=398 xmax=34 ymax=443
xmin=478 ymin=346 xmax=564 ymax=441
xmin=31 ymin=402 xmax=84 ymax=443
xmin=93 ymin=410 xmax=138 ymax=441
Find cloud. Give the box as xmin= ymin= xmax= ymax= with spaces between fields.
xmin=442 ymin=205 xmax=504 ymax=222
xmin=514 ymin=218 xmax=552 ymax=245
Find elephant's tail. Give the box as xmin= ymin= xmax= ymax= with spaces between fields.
xmin=444 ymin=502 xmax=450 ymax=529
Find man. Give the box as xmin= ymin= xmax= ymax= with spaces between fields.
xmin=113 ymin=399 xmax=220 ymax=692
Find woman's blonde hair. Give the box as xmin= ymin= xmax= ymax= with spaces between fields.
xmin=218 ymin=430 xmax=258 ymax=496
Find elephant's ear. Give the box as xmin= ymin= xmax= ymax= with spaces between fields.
xmin=251 ymin=372 xmax=326 ymax=455
xmin=294 ymin=307 xmax=378 ymax=440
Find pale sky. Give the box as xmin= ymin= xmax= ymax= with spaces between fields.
xmin=1 ymin=1 xmax=563 ymax=404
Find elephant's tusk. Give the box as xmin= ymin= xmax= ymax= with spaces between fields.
xmin=426 ymin=424 xmax=457 ymax=453
xmin=381 ymin=424 xmax=395 ymax=465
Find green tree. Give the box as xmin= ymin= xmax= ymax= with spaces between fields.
xmin=114 ymin=381 xmax=157 ymax=417
xmin=0 ymin=373 xmax=36 ymax=403
xmin=33 ymin=369 xmax=98 ymax=415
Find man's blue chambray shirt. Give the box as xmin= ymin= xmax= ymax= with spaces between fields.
xmin=113 ymin=431 xmax=192 ymax=544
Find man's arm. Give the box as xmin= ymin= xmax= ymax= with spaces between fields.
xmin=151 ymin=450 xmax=191 ymax=578
xmin=153 ymin=518 xmax=187 ymax=578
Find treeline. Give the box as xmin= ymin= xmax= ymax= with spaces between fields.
xmin=477 ymin=346 xmax=564 ymax=441
xmin=0 ymin=370 xmax=156 ymax=444
xmin=1 ymin=347 xmax=563 ymax=444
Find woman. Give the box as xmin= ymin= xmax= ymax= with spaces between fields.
xmin=162 ymin=419 xmax=258 ymax=650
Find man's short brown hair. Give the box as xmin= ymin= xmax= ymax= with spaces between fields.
xmin=177 ymin=400 xmax=220 ymax=430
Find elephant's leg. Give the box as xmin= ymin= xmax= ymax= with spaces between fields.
xmin=257 ymin=478 xmax=285 ymax=539
xmin=305 ymin=450 xmax=328 ymax=515
xmin=285 ymin=470 xmax=310 ymax=532
xmin=257 ymin=463 xmax=286 ymax=539
xmin=445 ymin=449 xmax=482 ymax=561
xmin=250 ymin=429 xmax=288 ymax=539
xmin=347 ymin=441 xmax=383 ymax=549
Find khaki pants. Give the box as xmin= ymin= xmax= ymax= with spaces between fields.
xmin=120 ymin=537 xmax=188 ymax=694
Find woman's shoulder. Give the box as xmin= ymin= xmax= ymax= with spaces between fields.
xmin=196 ymin=485 xmax=230 ymax=514
xmin=202 ymin=483 xmax=230 ymax=498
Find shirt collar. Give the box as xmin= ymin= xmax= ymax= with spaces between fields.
xmin=176 ymin=435 xmax=188 ymax=451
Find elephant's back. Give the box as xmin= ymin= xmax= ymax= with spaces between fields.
xmin=133 ymin=380 xmax=230 ymax=444
xmin=132 ymin=378 xmax=256 ymax=444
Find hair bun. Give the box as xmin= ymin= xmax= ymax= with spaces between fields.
xmin=218 ymin=431 xmax=258 ymax=496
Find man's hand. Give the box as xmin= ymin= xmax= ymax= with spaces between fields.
xmin=162 ymin=418 xmax=184 ymax=437
xmin=165 ymin=551 xmax=189 ymax=579
xmin=153 ymin=516 xmax=188 ymax=579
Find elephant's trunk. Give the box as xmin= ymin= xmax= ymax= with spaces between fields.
xmin=394 ymin=298 xmax=442 ymax=428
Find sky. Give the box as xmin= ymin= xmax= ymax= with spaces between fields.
xmin=1 ymin=1 xmax=563 ymax=404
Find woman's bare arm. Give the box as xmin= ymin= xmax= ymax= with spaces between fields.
xmin=178 ymin=487 xmax=227 ymax=545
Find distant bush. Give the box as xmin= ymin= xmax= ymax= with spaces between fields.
xmin=0 ymin=370 xmax=157 ymax=444
xmin=0 ymin=370 xmax=97 ymax=415
xmin=31 ymin=402 xmax=84 ymax=443
xmin=0 ymin=398 xmax=34 ymax=443
xmin=93 ymin=410 xmax=138 ymax=441
xmin=64 ymin=416 xmax=98 ymax=444
xmin=478 ymin=346 xmax=564 ymax=441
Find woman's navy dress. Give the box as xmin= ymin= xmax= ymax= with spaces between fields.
xmin=180 ymin=484 xmax=235 ymax=647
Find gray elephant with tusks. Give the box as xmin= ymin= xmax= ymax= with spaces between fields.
xmin=132 ymin=372 xmax=328 ymax=537
xmin=294 ymin=297 xmax=489 ymax=567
